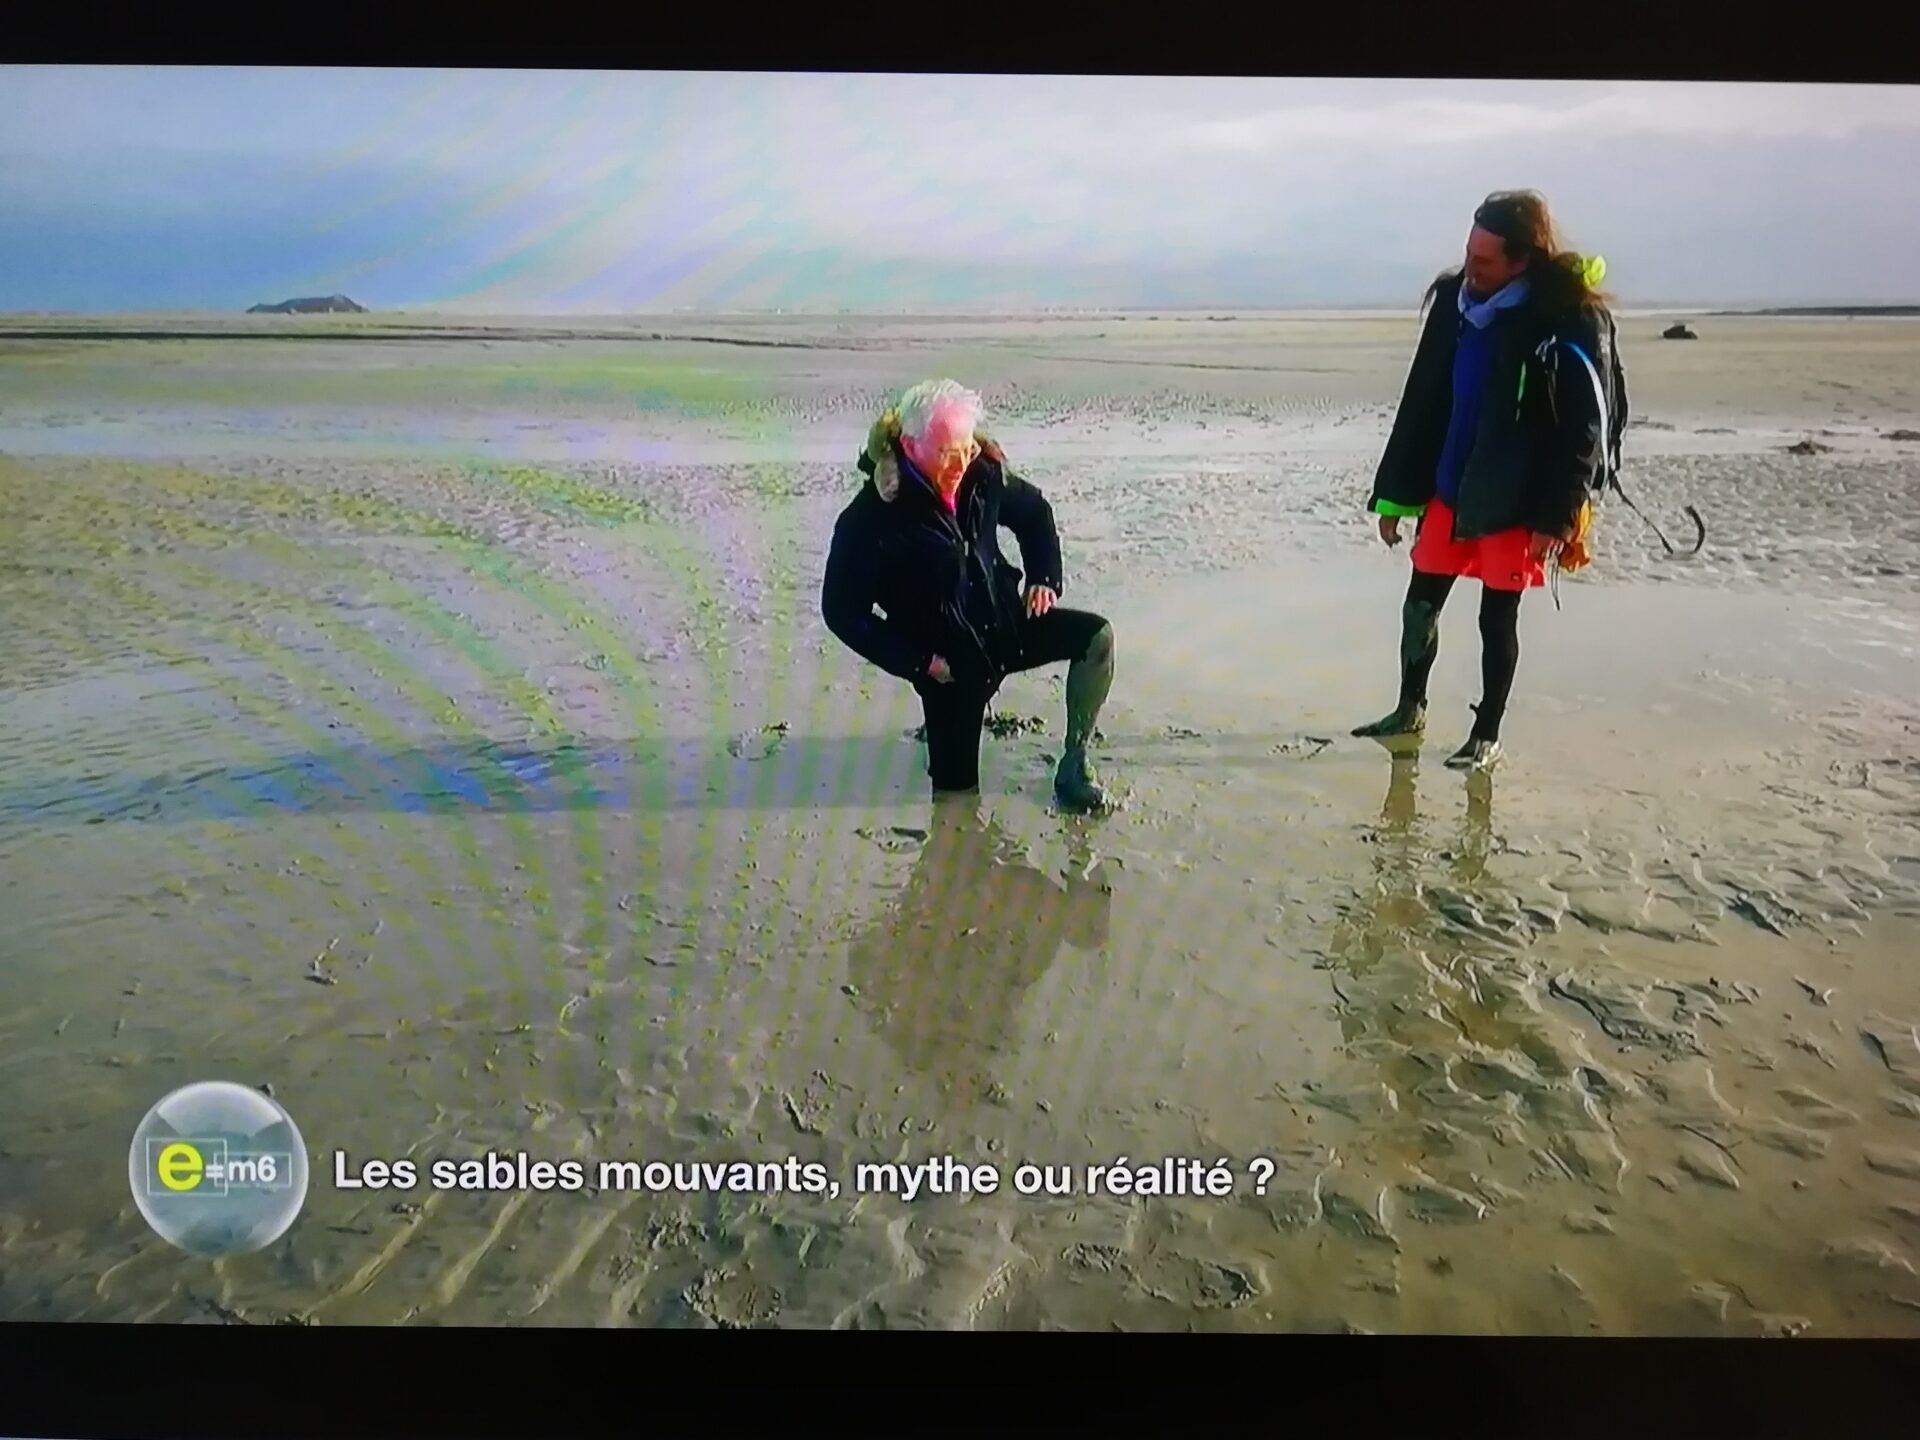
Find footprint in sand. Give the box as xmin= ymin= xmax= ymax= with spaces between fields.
xmin=1272 ymin=735 xmax=1335 ymax=758
xmin=855 ymin=825 xmax=926 ymax=853
xmin=1135 ymin=1253 xmax=1261 ymax=1310
xmin=684 ymin=1266 xmax=783 ymax=1329
xmin=726 ymin=721 xmax=790 ymax=761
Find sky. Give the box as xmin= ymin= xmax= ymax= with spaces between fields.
xmin=3 ymin=69 xmax=1919 ymax=313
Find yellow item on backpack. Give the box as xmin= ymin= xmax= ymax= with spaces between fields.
xmin=1557 ymin=499 xmax=1595 ymax=574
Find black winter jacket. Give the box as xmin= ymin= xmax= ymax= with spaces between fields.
xmin=821 ymin=437 xmax=1064 ymax=692
xmin=1369 ymin=272 xmax=1629 ymax=541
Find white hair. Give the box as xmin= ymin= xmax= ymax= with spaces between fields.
xmin=894 ymin=378 xmax=983 ymax=443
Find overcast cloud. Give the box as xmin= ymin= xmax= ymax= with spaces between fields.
xmin=3 ymin=69 xmax=1916 ymax=311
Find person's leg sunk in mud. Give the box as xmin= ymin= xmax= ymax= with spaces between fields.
xmin=919 ymin=679 xmax=992 ymax=795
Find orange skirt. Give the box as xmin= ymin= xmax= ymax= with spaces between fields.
xmin=1410 ymin=497 xmax=1544 ymax=592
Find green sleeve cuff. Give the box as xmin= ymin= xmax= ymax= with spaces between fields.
xmin=1371 ymin=499 xmax=1426 ymax=519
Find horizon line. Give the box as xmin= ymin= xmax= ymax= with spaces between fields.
xmin=5 ymin=301 xmax=1919 ymax=320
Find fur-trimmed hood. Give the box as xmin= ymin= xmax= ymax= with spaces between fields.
xmin=857 ymin=406 xmax=1007 ymax=502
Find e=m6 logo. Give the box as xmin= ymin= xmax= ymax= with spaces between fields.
xmin=129 ymin=1080 xmax=311 ymax=1257
xmin=145 ymin=1138 xmax=296 ymax=1197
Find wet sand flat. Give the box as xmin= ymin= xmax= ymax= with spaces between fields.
xmin=2 ymin=313 xmax=1919 ymax=1332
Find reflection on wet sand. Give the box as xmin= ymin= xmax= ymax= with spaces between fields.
xmin=846 ymin=798 xmax=1113 ymax=1111
xmin=1273 ymin=741 xmax=1920 ymax=1336
xmin=1321 ymin=752 xmax=1603 ymax=1186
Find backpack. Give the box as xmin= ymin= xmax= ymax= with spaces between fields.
xmin=1549 ymin=321 xmax=1619 ymax=578
xmin=1546 ymin=313 xmax=1703 ymax=591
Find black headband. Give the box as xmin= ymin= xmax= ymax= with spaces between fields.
xmin=1474 ymin=201 xmax=1530 ymax=251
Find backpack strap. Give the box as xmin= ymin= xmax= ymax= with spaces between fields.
xmin=1559 ymin=338 xmax=1617 ymax=483
xmin=1603 ymin=312 xmax=1627 ymax=467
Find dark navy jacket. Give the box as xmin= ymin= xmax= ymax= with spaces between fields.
xmin=821 ymin=437 xmax=1063 ymax=692
xmin=1370 ymin=272 xmax=1629 ymax=540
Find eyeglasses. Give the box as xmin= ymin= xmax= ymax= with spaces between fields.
xmin=920 ymin=438 xmax=979 ymax=469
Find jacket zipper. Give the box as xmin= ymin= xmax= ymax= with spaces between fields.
xmin=906 ymin=464 xmax=1008 ymax=682
xmin=939 ymin=488 xmax=999 ymax=680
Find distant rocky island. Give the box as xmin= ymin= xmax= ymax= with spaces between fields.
xmin=246 ymin=294 xmax=367 ymax=315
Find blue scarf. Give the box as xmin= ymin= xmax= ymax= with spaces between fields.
xmin=1434 ymin=276 xmax=1530 ymax=506
xmin=1459 ymin=274 xmax=1530 ymax=328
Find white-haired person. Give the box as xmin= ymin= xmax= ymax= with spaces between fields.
xmin=821 ymin=379 xmax=1116 ymax=811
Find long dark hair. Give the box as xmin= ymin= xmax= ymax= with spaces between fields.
xmin=1425 ymin=189 xmax=1610 ymax=319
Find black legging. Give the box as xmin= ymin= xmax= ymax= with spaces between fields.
xmin=1399 ymin=571 xmax=1521 ymax=742
xmin=919 ymin=606 xmax=1110 ymax=791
